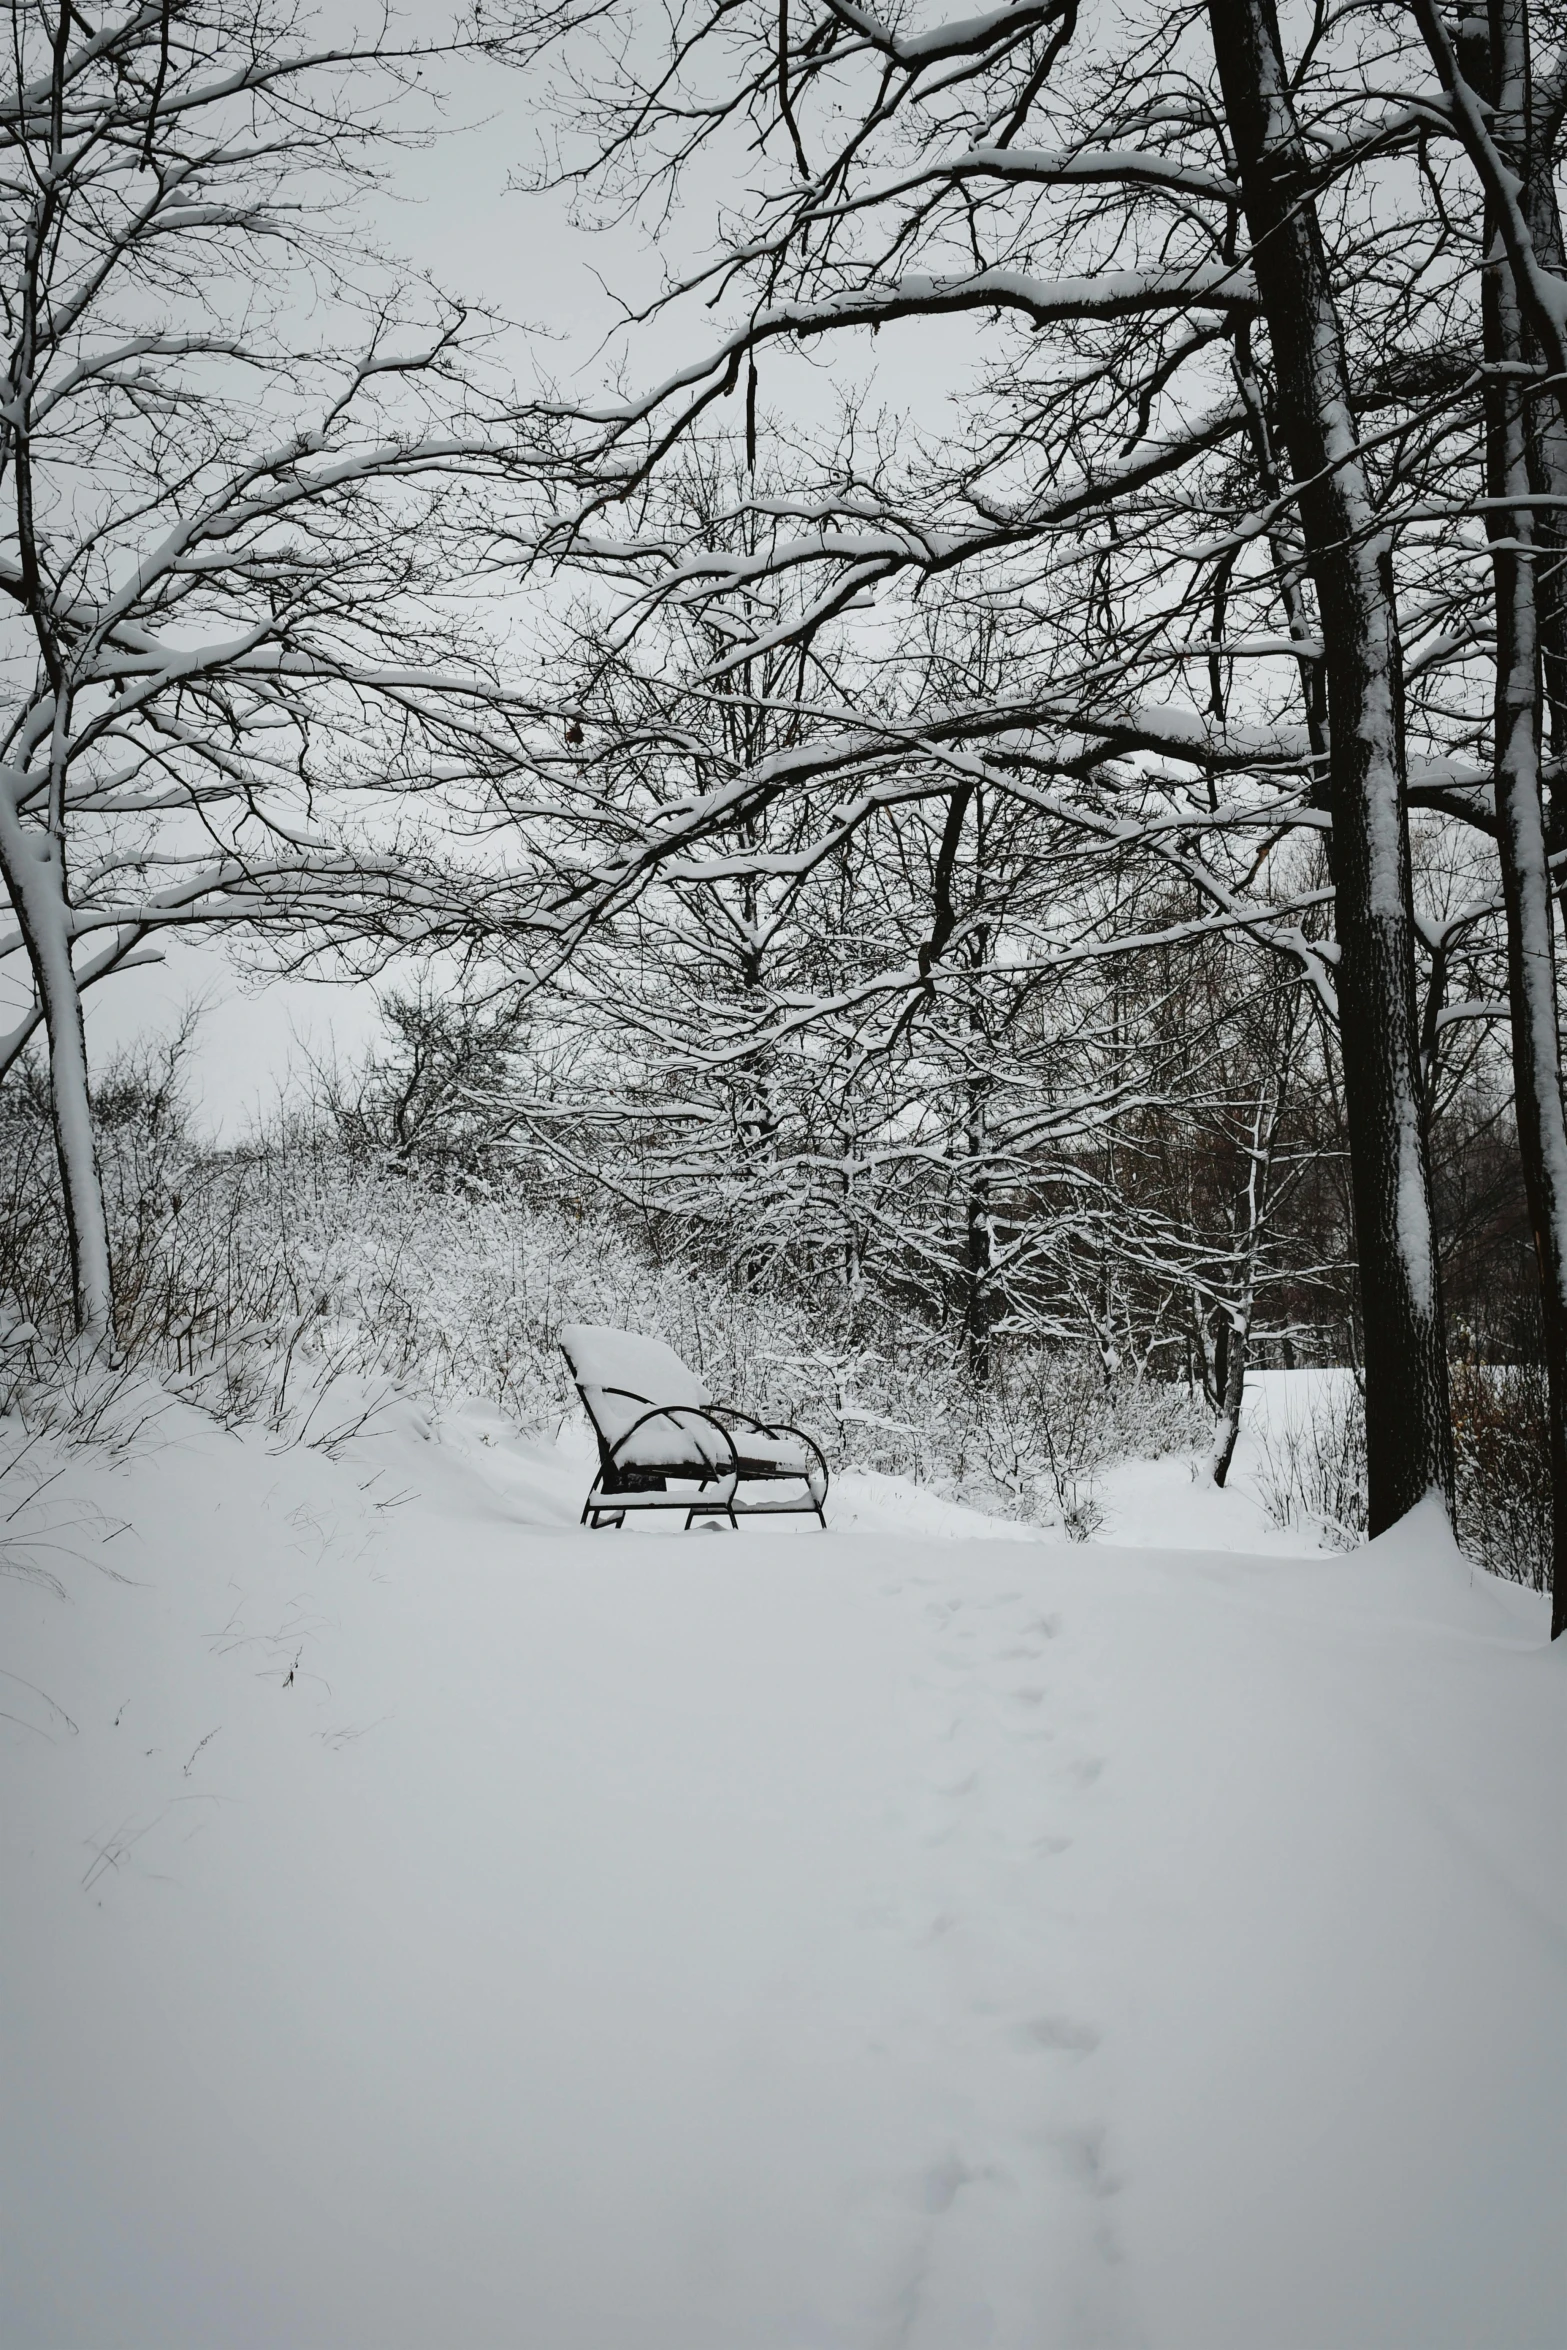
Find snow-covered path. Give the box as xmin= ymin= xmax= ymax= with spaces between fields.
xmin=3 ymin=1404 xmax=1562 ymax=2348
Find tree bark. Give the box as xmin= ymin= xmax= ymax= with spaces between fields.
xmin=963 ymin=1109 xmax=993 ymax=1385
xmin=0 ymin=789 xmax=112 ymax=1338
xmin=1482 ymin=0 xmax=1567 ymax=1638
xmin=0 ymin=13 xmax=112 ymax=1341
xmin=1514 ymin=42 xmax=1567 ymax=811
xmin=1210 ymin=1308 xmax=1249 ymax=1488
xmin=1210 ymin=1081 xmax=1283 ymax=1487
xmin=1208 ymin=0 xmax=1454 ymax=1528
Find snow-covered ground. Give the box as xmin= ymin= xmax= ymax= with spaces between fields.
xmin=3 ymin=1381 xmax=1561 ymax=2349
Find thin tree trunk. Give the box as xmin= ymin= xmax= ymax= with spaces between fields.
xmin=1190 ymin=1288 xmax=1217 ymax=1407
xmin=963 ymin=897 xmax=994 ymax=1385
xmin=964 ymin=1119 xmax=993 ymax=1384
xmin=1483 ymin=0 xmax=1567 ymax=1638
xmin=1208 ymin=0 xmax=1454 ymax=1529
xmin=1210 ymin=1310 xmax=1249 ymax=1487
xmin=1211 ymin=1084 xmax=1283 ymax=1487
xmin=0 ymin=787 xmax=112 ymax=1337
xmin=0 ymin=34 xmax=112 ymax=1343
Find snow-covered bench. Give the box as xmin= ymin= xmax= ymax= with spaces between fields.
xmin=560 ymin=1323 xmax=830 ymax=1530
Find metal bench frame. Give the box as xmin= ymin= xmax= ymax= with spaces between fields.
xmin=563 ymin=1364 xmax=830 ymax=1531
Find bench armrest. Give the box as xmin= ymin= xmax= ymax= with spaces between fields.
xmin=708 ymin=1405 xmax=830 ymax=1493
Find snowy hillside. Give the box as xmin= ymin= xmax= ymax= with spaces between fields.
xmin=3 ymin=1392 xmax=1561 ymax=2350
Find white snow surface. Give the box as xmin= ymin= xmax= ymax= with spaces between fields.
xmin=3 ymin=1382 xmax=1562 ymax=2350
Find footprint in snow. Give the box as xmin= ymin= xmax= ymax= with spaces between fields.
xmin=911 ymin=2152 xmax=977 ymax=2214
xmin=1012 ymin=2015 xmax=1101 ymax=2055
xmin=1053 ymin=2125 xmax=1123 ymax=2200
xmin=918 ymin=1910 xmax=958 ymax=1943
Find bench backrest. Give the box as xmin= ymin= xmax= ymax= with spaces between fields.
xmin=559 ymin=1322 xmax=711 ymax=1448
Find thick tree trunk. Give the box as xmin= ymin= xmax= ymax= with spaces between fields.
xmin=1484 ymin=0 xmax=1567 ymax=1638
xmin=1208 ymin=0 xmax=1454 ymax=1529
xmin=0 ymin=788 xmax=112 ymax=1338
xmin=1518 ymin=53 xmax=1567 ymax=818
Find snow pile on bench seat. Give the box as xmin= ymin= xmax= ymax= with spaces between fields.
xmin=559 ymin=1322 xmax=711 ymax=1412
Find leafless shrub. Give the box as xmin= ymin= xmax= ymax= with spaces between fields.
xmin=0 ymin=1422 xmax=70 ymax=1594
xmin=1451 ymin=1362 xmax=1551 ymax=1593
xmin=1254 ymin=1380 xmax=1370 ymax=1549
xmin=1254 ymin=1365 xmax=1550 ymax=1593
xmin=25 ymin=1358 xmax=176 ymax=1460
xmin=0 ymin=1414 xmax=137 ymax=1593
xmin=0 ymin=1049 xmax=1217 ymax=1513
xmin=957 ymin=1354 xmax=1208 ymax=1536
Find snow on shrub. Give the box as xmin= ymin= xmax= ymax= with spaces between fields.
xmin=0 ymin=1056 xmax=1207 ymax=1520
xmin=1254 ymin=1365 xmax=1549 ymax=1589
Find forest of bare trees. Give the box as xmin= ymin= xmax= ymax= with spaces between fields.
xmin=2 ymin=0 xmax=1561 ymax=1629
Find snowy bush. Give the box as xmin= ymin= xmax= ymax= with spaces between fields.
xmin=2 ymin=1046 xmax=1549 ymax=1566
xmin=0 ymin=1052 xmax=1211 ymax=1517
xmin=1255 ymin=1365 xmax=1550 ymax=1589
xmin=1451 ymin=1363 xmax=1552 ymax=1595
xmin=1253 ymin=1377 xmax=1369 ymax=1550
xmin=948 ymin=1352 xmax=1208 ymax=1536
